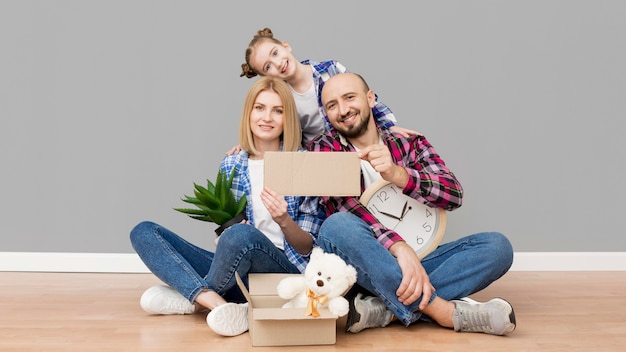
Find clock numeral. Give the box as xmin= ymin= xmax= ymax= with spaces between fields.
xmin=369 ymin=204 xmax=380 ymax=214
xmin=423 ymin=223 xmax=432 ymax=232
xmin=425 ymin=208 xmax=433 ymax=218
xmin=376 ymin=191 xmax=389 ymax=203
xmin=416 ymin=236 xmax=424 ymax=245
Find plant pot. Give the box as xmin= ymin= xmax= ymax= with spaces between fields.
xmin=215 ymin=212 xmax=247 ymax=236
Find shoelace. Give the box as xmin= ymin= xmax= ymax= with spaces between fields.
xmin=457 ymin=309 xmax=493 ymax=332
xmin=363 ymin=298 xmax=390 ymax=327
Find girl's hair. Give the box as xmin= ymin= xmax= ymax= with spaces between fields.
xmin=239 ymin=76 xmax=302 ymax=155
xmin=240 ymin=27 xmax=282 ymax=79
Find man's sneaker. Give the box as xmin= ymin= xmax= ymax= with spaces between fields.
xmin=452 ymin=297 xmax=516 ymax=335
xmin=345 ymin=293 xmax=394 ymax=333
xmin=139 ymin=285 xmax=195 ymax=315
xmin=206 ymin=302 xmax=249 ymax=336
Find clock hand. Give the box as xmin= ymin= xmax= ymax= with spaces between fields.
xmin=400 ymin=204 xmax=413 ymax=221
xmin=399 ymin=201 xmax=408 ymax=220
xmin=378 ymin=210 xmax=402 ymax=221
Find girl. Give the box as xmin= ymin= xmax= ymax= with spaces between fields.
xmin=240 ymin=27 xmax=418 ymax=147
xmin=130 ymin=77 xmax=325 ymax=337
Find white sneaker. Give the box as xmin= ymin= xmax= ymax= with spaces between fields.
xmin=206 ymin=302 xmax=249 ymax=336
xmin=345 ymin=293 xmax=394 ymax=333
xmin=139 ymin=285 xmax=195 ymax=315
xmin=452 ymin=297 xmax=516 ymax=335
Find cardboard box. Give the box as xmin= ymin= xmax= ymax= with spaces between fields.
xmin=264 ymin=151 xmax=361 ymax=196
xmin=235 ymin=273 xmax=338 ymax=347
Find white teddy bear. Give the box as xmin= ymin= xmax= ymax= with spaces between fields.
xmin=276 ymin=247 xmax=357 ymax=317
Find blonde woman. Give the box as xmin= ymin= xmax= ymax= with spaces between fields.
xmin=131 ymin=77 xmax=325 ymax=337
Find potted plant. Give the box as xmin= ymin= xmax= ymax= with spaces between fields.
xmin=174 ymin=168 xmax=247 ymax=236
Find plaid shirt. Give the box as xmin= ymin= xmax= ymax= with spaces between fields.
xmin=308 ymin=128 xmax=463 ymax=249
xmin=219 ymin=149 xmax=325 ymax=272
xmin=305 ymin=60 xmax=397 ymax=132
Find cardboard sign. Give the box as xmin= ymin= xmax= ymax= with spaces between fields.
xmin=264 ymin=152 xmax=360 ymax=196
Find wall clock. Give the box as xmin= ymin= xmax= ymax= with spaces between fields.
xmin=359 ymin=179 xmax=447 ymax=258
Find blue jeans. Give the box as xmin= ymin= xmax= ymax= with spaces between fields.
xmin=317 ymin=213 xmax=513 ymax=326
xmin=130 ymin=221 xmax=300 ymax=304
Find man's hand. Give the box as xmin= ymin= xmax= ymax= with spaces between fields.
xmin=389 ymin=241 xmax=435 ymax=309
xmin=357 ymin=144 xmax=409 ymax=188
xmin=357 ymin=144 xmax=394 ymax=174
xmin=389 ymin=125 xmax=421 ymax=138
xmin=225 ymin=144 xmax=241 ymax=155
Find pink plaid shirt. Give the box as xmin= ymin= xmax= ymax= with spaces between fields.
xmin=308 ymin=128 xmax=463 ymax=249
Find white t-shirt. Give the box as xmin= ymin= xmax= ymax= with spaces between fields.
xmin=290 ymin=76 xmax=324 ymax=146
xmin=247 ymin=159 xmax=284 ymax=249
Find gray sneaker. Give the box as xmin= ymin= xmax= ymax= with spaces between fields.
xmin=452 ymin=297 xmax=516 ymax=335
xmin=139 ymin=285 xmax=195 ymax=315
xmin=346 ymin=293 xmax=394 ymax=333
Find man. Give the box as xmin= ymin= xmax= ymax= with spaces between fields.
xmin=308 ymin=72 xmax=516 ymax=336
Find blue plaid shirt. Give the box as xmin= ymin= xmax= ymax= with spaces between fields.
xmin=219 ymin=149 xmax=326 ymax=273
xmin=305 ymin=59 xmax=397 ymax=132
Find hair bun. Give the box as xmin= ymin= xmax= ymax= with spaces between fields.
xmin=258 ymin=27 xmax=273 ymax=38
xmin=240 ymin=63 xmax=258 ymax=78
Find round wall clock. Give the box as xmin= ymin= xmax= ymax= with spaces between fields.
xmin=359 ymin=179 xmax=447 ymax=258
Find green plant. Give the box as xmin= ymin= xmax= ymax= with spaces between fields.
xmin=174 ymin=168 xmax=247 ymax=229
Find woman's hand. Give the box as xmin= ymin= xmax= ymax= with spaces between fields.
xmin=214 ymin=218 xmax=249 ymax=246
xmin=261 ymin=186 xmax=313 ymax=254
xmin=260 ymin=187 xmax=289 ymax=226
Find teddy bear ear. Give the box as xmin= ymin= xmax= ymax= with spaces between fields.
xmin=311 ymin=247 xmax=324 ymax=259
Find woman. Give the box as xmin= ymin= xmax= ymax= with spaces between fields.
xmin=130 ymin=77 xmax=325 ymax=337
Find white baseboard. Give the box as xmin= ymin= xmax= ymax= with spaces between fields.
xmin=509 ymin=252 xmax=626 ymax=271
xmin=0 ymin=252 xmax=150 ymax=273
xmin=1 ymin=252 xmax=625 ymax=273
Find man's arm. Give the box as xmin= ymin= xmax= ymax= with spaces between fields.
xmin=308 ymin=133 xmax=404 ymax=249
xmin=387 ymin=133 xmax=464 ymax=211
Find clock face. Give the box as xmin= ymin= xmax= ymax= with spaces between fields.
xmin=359 ymin=179 xmax=447 ymax=258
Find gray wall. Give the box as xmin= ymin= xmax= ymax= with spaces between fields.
xmin=1 ymin=0 xmax=625 ymax=254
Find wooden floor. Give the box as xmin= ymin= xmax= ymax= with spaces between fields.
xmin=1 ymin=271 xmax=625 ymax=351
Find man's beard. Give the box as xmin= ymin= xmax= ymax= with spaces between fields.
xmin=337 ymin=111 xmax=370 ymax=139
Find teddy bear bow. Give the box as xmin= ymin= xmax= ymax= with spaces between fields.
xmin=305 ymin=287 xmax=329 ymax=317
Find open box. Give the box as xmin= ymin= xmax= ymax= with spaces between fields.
xmin=235 ymin=273 xmax=338 ymax=346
